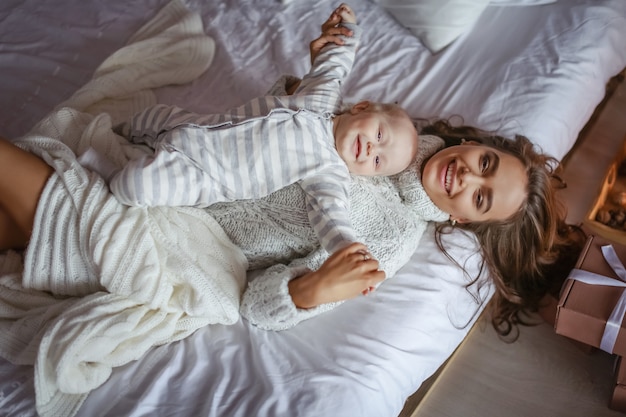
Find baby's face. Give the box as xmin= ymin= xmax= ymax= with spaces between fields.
xmin=333 ymin=102 xmax=418 ymax=176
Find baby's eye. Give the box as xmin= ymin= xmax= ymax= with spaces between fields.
xmin=375 ymin=155 xmax=380 ymax=167
xmin=377 ymin=131 xmax=381 ymax=141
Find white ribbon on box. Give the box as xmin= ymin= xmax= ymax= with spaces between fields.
xmin=569 ymin=245 xmax=626 ymax=354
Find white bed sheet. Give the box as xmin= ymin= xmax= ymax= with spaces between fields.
xmin=0 ymin=0 xmax=625 ymax=416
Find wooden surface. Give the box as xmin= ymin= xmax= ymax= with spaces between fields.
xmin=413 ymin=320 xmax=623 ymax=417
xmin=405 ymin=76 xmax=626 ymax=417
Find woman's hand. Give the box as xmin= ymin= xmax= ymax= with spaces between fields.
xmin=308 ymin=4 xmax=355 ymax=64
xmin=288 ymin=242 xmax=385 ymax=309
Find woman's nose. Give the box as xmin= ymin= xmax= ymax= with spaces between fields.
xmin=459 ymin=167 xmax=482 ymax=185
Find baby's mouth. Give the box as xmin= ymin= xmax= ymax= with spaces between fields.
xmin=355 ymin=136 xmax=361 ymax=159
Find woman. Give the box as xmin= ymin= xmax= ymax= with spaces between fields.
xmin=420 ymin=121 xmax=585 ymax=338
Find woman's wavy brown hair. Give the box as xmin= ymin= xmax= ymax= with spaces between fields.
xmin=421 ymin=119 xmax=586 ymax=340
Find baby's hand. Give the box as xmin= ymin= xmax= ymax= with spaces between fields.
xmin=335 ymin=3 xmax=356 ymax=24
xmin=308 ymin=4 xmax=355 ymax=64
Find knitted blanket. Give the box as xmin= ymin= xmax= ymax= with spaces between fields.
xmin=0 ymin=1 xmax=248 ymax=416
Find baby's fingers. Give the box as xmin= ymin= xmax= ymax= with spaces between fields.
xmin=336 ymin=3 xmax=356 ymax=24
xmin=322 ymin=26 xmax=352 ymax=37
xmin=321 ymin=12 xmax=342 ymax=32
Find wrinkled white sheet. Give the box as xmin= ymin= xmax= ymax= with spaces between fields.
xmin=1 ymin=0 xmax=625 ymax=416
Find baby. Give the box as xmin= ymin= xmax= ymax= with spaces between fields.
xmin=109 ymin=4 xmax=419 ymax=255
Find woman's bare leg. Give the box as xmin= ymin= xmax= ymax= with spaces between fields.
xmin=0 ymin=137 xmax=53 ymax=248
xmin=0 ymin=207 xmax=27 ymax=250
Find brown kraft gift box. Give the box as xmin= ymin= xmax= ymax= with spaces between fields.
xmin=555 ymin=235 xmax=626 ymax=356
xmin=611 ymin=356 xmax=626 ymax=412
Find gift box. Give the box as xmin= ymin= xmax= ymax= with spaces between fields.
xmin=611 ymin=356 xmax=626 ymax=412
xmin=555 ymin=234 xmax=626 ymax=356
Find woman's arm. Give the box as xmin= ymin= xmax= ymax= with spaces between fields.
xmin=288 ymin=242 xmax=383 ymax=308
xmin=240 ymin=243 xmax=384 ymax=331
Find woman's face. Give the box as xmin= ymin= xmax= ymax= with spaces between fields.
xmin=421 ymin=142 xmax=528 ymax=223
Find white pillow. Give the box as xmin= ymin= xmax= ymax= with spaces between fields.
xmin=373 ymin=0 xmax=490 ymax=54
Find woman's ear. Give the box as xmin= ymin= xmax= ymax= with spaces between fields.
xmin=450 ymin=216 xmax=469 ymax=224
xmin=350 ymin=100 xmax=370 ymax=114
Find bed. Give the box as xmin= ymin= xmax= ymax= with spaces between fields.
xmin=0 ymin=0 xmax=625 ymax=416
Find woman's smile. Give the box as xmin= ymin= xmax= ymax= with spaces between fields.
xmin=442 ymin=159 xmax=456 ymax=195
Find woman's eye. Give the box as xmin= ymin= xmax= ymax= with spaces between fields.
xmin=476 ymin=190 xmax=483 ymax=208
xmin=481 ymin=155 xmax=489 ymax=172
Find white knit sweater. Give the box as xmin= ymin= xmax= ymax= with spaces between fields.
xmin=216 ymin=134 xmax=449 ymax=330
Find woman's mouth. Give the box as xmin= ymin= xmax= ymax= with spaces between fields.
xmin=444 ymin=160 xmax=455 ymax=195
